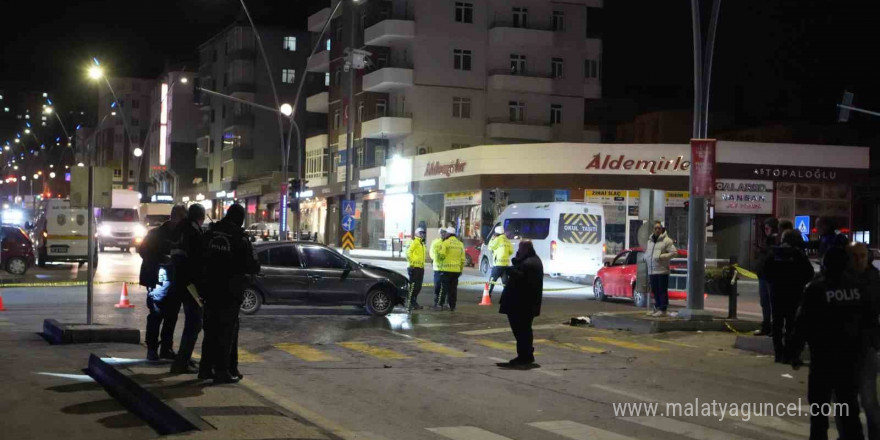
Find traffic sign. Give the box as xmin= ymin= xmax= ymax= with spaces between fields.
xmin=342 ymin=215 xmax=355 ymax=232
xmin=341 ymin=232 xmax=355 ymax=251
xmin=342 ymin=200 xmax=356 ymax=217
xmin=795 ymin=215 xmax=810 ymax=242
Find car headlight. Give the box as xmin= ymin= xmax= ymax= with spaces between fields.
xmin=134 ymin=224 xmax=147 ymax=238
xmin=99 ymin=224 xmax=112 ymax=236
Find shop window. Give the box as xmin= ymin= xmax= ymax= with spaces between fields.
xmin=503 ymin=218 xmax=550 ymax=240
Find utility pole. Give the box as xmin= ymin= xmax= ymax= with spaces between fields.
xmin=344 ymin=0 xmax=357 ymax=216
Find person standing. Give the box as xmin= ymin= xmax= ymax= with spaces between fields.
xmin=199 ymin=204 xmax=260 ymax=384
xmin=848 ymin=243 xmax=880 ymax=439
xmin=761 ymin=230 xmax=815 ymax=364
xmin=642 ymin=221 xmax=677 ymax=317
xmin=498 ymin=240 xmax=543 ymax=368
xmin=140 ymin=204 xmax=187 ymax=361
xmin=430 ymin=228 xmax=447 ymax=310
xmin=808 ymin=216 xmax=850 ymax=259
xmin=790 ymin=246 xmax=870 ymax=440
xmin=755 ymin=217 xmax=780 ymax=336
xmin=486 ymin=225 xmax=514 ymax=299
xmin=437 ymin=226 xmax=465 ymax=312
xmin=405 ymin=228 xmax=426 ymax=310
xmin=169 ymin=204 xmax=207 ymax=375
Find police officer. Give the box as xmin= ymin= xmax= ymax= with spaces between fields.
xmin=199 ymin=204 xmax=259 ymax=384
xmin=790 ymin=246 xmax=870 ymax=440
xmin=437 ymin=226 xmax=465 ymax=312
xmin=848 ymin=243 xmax=880 ymax=439
xmin=405 ymin=228 xmax=426 ymax=310
xmin=430 ymin=228 xmax=446 ymax=310
xmin=486 ymin=225 xmax=513 ymax=299
xmin=170 ymin=204 xmax=207 ymax=375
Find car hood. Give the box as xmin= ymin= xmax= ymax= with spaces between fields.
xmin=359 ymin=263 xmax=408 ymax=287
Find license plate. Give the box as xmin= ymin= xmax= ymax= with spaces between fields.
xmin=51 ymin=247 xmax=68 ymax=254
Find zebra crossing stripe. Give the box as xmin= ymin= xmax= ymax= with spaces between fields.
xmin=529 ymin=420 xmax=637 ymax=440
xmin=587 ymin=336 xmax=666 ymax=352
xmin=427 ymin=426 xmax=514 ymax=440
xmin=274 ymin=343 xmax=341 ymax=362
xmin=338 ymin=341 xmax=410 ymax=359
xmin=534 ymin=339 xmax=608 ymax=354
xmin=622 ymin=417 xmax=752 ymax=440
xmin=410 ymin=340 xmax=474 ymax=358
xmin=237 ymin=348 xmax=263 ymax=363
xmin=474 ymin=339 xmax=519 ymax=353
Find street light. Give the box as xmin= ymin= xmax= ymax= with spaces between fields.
xmin=279 ymin=103 xmax=293 ymax=116
xmin=133 ymin=147 xmax=143 ymax=157
xmin=88 ymin=66 xmax=103 ymax=80
xmin=180 ymin=77 xmax=188 ymax=84
xmin=49 ymin=172 xmax=56 ymax=178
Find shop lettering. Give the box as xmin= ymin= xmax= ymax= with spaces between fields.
xmin=715 ymin=182 xmax=769 ymax=192
xmin=720 ymin=193 xmax=766 ymax=202
xmin=563 ymin=225 xmax=598 ymax=232
xmin=585 ymin=154 xmax=690 ymax=174
xmin=425 ymin=159 xmax=467 ymax=177
xmin=753 ymin=167 xmax=838 ymax=181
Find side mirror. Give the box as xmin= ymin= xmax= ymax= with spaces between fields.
xmin=604 ymin=261 xmax=611 ymax=267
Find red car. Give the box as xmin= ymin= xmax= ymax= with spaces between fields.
xmin=462 ymin=238 xmax=482 ymax=268
xmin=593 ymin=248 xmax=689 ymax=307
xmin=1 ymin=225 xmax=36 ymax=275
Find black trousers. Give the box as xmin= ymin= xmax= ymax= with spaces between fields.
xmin=201 ymin=303 xmax=240 ymax=378
xmin=759 ymin=279 xmax=773 ymax=333
xmin=407 ymin=267 xmax=424 ymax=307
xmin=145 ymin=294 xmax=180 ymax=353
xmin=172 ymin=288 xmax=203 ymax=369
xmin=507 ymin=314 xmax=535 ymax=362
xmin=433 ymin=271 xmax=444 ymax=306
xmin=771 ymin=298 xmax=797 ymax=360
xmin=488 ymin=266 xmax=509 ymax=295
xmin=439 ymin=272 xmax=460 ymax=310
xmin=809 ymin=358 xmax=863 ymax=440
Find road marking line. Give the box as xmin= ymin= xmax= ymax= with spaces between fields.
xmin=591 ymin=384 xmax=659 ymax=403
xmin=534 ymin=338 xmax=608 ymax=354
xmin=237 ymin=348 xmax=263 ymax=363
xmin=337 ymin=342 xmax=410 ymax=360
xmin=622 ymin=417 xmax=751 ymax=440
xmin=427 ymin=426 xmax=514 ymax=440
xmin=409 ymin=340 xmax=474 ymax=358
xmin=653 ymin=339 xmax=700 ymax=349
xmin=587 ymin=336 xmax=666 ymax=352
xmin=459 ymin=323 xmax=569 ymax=336
xmin=474 ymin=339 xmax=519 ymax=353
xmin=274 ymin=343 xmax=341 ymax=362
xmin=535 ymin=369 xmax=562 ymax=377
xmin=529 ymin=420 xmax=637 ymax=440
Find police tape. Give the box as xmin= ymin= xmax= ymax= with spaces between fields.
xmin=420 ymin=280 xmax=587 ymax=292
xmin=733 ymin=264 xmax=758 ymax=280
xmin=0 ymin=280 xmax=141 ymax=288
xmin=725 ymin=322 xmax=751 ymax=336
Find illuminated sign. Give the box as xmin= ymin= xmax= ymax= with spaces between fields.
xmin=385 ymin=185 xmax=409 ymax=195
xmin=425 ymin=159 xmax=467 ymax=177
xmin=585 ymin=154 xmax=690 ymax=175
xmin=216 ymin=191 xmax=226 ymax=198
xmin=298 ymin=190 xmax=314 ymax=198
xmin=714 ymin=179 xmax=773 ymax=214
xmin=358 ymin=178 xmax=376 ymax=188
xmin=150 ymin=194 xmax=174 ymax=202
xmin=159 ymin=83 xmax=168 ymax=166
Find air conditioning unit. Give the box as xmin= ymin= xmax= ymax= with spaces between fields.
xmin=418 ymin=147 xmax=430 ymax=155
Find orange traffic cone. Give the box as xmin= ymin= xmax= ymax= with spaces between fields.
xmin=114 ymin=282 xmax=135 ymax=309
xmin=479 ymin=283 xmax=493 ymax=306
xmin=0 ymin=292 xmax=6 ymax=311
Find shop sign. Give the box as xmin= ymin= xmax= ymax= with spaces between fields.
xmin=752 ymin=166 xmax=838 ymax=181
xmin=585 ymin=154 xmax=690 ymax=175
xmin=385 ymin=185 xmax=409 ymax=195
xmin=584 ymin=190 xmax=637 ymax=205
xmin=714 ymin=179 xmax=773 ymax=214
xmin=215 ymin=191 xmax=226 ymax=198
xmin=665 ymin=191 xmax=690 ymax=208
xmin=358 ymin=178 xmax=376 ymax=188
xmin=150 ymin=193 xmax=173 ymax=203
xmin=321 ymin=188 xmax=332 ymax=194
xmin=298 ymin=190 xmax=314 ymax=198
xmin=691 ymin=139 xmax=716 ymax=197
xmin=425 ymin=159 xmax=467 ymax=177
xmin=554 ymin=190 xmax=569 ymax=202
xmin=444 ymin=191 xmax=481 ymax=207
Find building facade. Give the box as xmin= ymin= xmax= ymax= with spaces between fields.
xmin=95 ymin=77 xmax=155 ymax=192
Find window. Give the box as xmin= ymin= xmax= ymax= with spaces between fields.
xmin=324 ymin=72 xmax=330 ymax=87
xmin=129 ymin=170 xmax=134 ymax=178
xmin=455 ymin=2 xmax=473 ymax=23
xmin=301 ymin=246 xmax=349 ymax=269
xmin=612 ymin=252 xmax=629 ymax=266
xmin=503 ymin=218 xmax=550 ymax=240
xmin=333 ymin=110 xmax=341 ymax=129
xmin=375 ymin=99 xmax=387 ymax=117
xmin=282 ymin=69 xmax=296 ymax=84
xmin=510 ymin=54 xmax=526 ymax=74
xmin=132 ymin=99 xmax=140 ymax=109
xmin=283 ymin=36 xmax=297 ymax=51
xmin=335 ymin=25 xmax=342 ymax=43
xmin=209 ymin=139 xmax=215 ymax=153
xmin=552 ymin=11 xmax=565 ymax=31
xmin=209 ymin=169 xmax=214 ymax=183
xmin=325 ymin=38 xmax=331 ymax=51
xmin=210 ymin=109 xmax=215 ymax=123
xmin=131 ymin=118 xmax=140 ymax=126
xmin=551 ymin=57 xmax=564 ymax=78
xmin=550 ymin=104 xmax=562 ymax=125
xmin=509 ymin=101 xmax=525 ymax=122
xmin=452 ymin=97 xmax=471 ymax=119
xmin=357 ymin=102 xmax=364 ymax=123
xmin=306 ymin=148 xmax=328 ymax=178
xmin=213 ymin=50 xmax=218 ymax=62
xmin=513 ymin=7 xmax=529 ymax=28
xmin=222 ymin=104 xmax=226 ymax=119
xmin=451 ymin=143 xmax=469 ymax=150
xmin=453 ymin=49 xmax=472 ymax=71
xmin=220 ymin=164 xmax=225 ymax=180
xmin=334 ymin=68 xmax=342 ymax=86
xmin=585 ymin=59 xmax=599 ymax=79
xmin=268 ymin=245 xmax=301 ymax=267
xmin=113 ymin=168 xmax=122 ymax=178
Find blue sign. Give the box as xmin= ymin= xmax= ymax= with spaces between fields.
xmin=342 ymin=200 xmax=356 ymax=217
xmin=554 ymin=189 xmax=569 ymax=202
xmin=795 ymin=215 xmax=810 ymax=242
xmin=342 ymin=215 xmax=356 ymax=232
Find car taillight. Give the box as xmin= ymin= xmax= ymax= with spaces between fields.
xmin=550 ymin=240 xmax=557 ymax=260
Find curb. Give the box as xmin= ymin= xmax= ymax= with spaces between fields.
xmin=42 ymin=319 xmax=140 ymax=345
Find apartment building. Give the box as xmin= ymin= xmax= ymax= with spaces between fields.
xmin=95 ymin=77 xmax=155 ymax=191
xmin=302 ymin=0 xmax=603 ymax=248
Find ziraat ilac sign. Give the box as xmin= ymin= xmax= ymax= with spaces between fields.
xmin=585 ymin=154 xmax=691 ymax=175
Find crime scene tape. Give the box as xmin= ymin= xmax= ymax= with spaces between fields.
xmin=0 ymin=280 xmax=141 ymax=288
xmin=420 ymin=280 xmax=586 ymax=292
xmin=732 ymin=264 xmax=758 ymax=280
xmin=725 ymin=322 xmax=751 ymax=336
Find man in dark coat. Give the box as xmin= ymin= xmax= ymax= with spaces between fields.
xmin=755 ymin=217 xmax=780 ymax=336
xmin=498 ymin=240 xmax=543 ymax=368
xmin=169 ymin=204 xmax=207 ymax=374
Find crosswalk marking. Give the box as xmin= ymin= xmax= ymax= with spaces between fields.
xmin=427 ymin=426 xmax=514 ymax=440
xmin=535 ymin=339 xmax=608 ymax=354
xmin=591 ymin=384 xmax=659 ymax=403
xmin=653 ymin=339 xmax=699 ymax=349
xmin=587 ymin=336 xmax=666 ymax=352
xmin=274 ymin=343 xmax=341 ymax=362
xmin=529 ymin=420 xmax=637 ymax=440
xmin=622 ymin=417 xmax=751 ymax=440
xmin=237 ymin=348 xmax=263 ymax=363
xmin=474 ymin=339 xmax=519 ymax=353
xmin=459 ymin=324 xmax=569 ymax=336
xmin=338 ymin=342 xmax=410 ymax=360
xmin=410 ymin=340 xmax=474 ymax=358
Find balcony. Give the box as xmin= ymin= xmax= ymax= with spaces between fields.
xmin=306 ymin=50 xmax=330 ymax=73
xmin=583 ymin=80 xmax=602 ymax=99
xmin=308 ymin=6 xmax=341 ymax=33
xmin=489 ymin=21 xmax=554 ymax=47
xmin=486 ymin=118 xmax=553 ymax=141
xmin=364 ymin=18 xmax=415 ymax=46
xmin=221 ymin=147 xmax=255 ymax=162
xmin=361 ymin=112 xmax=413 ymax=139
xmin=306 ymin=91 xmax=329 ymax=113
xmin=362 ymin=66 xmax=413 ymax=93
xmin=195 ymin=153 xmax=210 ymax=169
xmin=488 ymin=70 xmax=553 ymax=94
xmin=306 ymin=134 xmax=329 ymax=151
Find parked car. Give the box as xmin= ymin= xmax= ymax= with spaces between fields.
xmin=871 ymin=248 xmax=880 ymax=272
xmin=593 ymin=248 xmax=689 ymax=307
xmin=462 ymin=238 xmax=482 ymax=267
xmin=1 ymin=225 xmax=35 ymax=275
xmin=242 ymin=241 xmax=409 ymax=316
xmin=245 ymin=222 xmax=281 ymax=242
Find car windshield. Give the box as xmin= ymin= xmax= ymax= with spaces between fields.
xmin=103 ymin=208 xmax=139 ymax=222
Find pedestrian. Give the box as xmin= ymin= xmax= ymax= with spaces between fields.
xmin=755 ymin=217 xmax=780 ymax=336
xmin=140 ymin=204 xmax=187 ymax=361
xmin=437 ymin=226 xmax=465 ymax=312
xmin=808 ymin=216 xmax=850 ymax=259
xmin=498 ymin=240 xmax=543 ymax=368
xmin=642 ymin=221 xmax=677 ymax=317
xmin=486 ymin=225 xmax=514 ymax=299
xmin=430 ymin=228 xmax=446 ymax=310
xmin=405 ymin=228 xmax=426 ymax=310
xmin=848 ymin=243 xmax=880 ymax=439
xmin=198 ymin=204 xmax=260 ymax=384
xmin=790 ymin=246 xmax=870 ymax=440
xmin=169 ymin=203 xmax=207 ymax=375
xmin=761 ymin=230 xmax=814 ymax=364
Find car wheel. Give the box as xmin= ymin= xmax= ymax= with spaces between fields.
xmin=240 ymin=287 xmax=262 ymax=315
xmin=6 ymin=257 xmax=27 ymax=275
xmin=465 ymin=253 xmax=474 ymax=267
xmin=480 ymin=257 xmax=490 ymax=275
xmin=365 ymin=288 xmax=394 ymax=316
xmin=633 ymin=284 xmax=648 ymax=308
xmin=593 ymin=278 xmax=606 ymax=301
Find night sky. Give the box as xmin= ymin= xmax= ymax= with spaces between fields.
xmin=2 ymin=0 xmax=879 ymax=141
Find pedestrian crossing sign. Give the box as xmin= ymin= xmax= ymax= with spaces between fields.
xmin=795 ymin=215 xmax=810 ymax=241
xmin=342 ymin=200 xmax=356 ymax=217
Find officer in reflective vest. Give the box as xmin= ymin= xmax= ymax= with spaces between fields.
xmin=430 ymin=228 xmax=446 ymax=309
xmin=437 ymin=226 xmax=465 ymax=312
xmin=487 ymin=225 xmax=514 ymax=298
xmin=405 ymin=228 xmax=426 ymax=310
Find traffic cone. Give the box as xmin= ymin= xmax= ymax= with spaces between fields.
xmin=479 ymin=283 xmax=493 ymax=306
xmin=0 ymin=293 xmax=5 ymax=311
xmin=114 ymin=282 xmax=135 ymax=309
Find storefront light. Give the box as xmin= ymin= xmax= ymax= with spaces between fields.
xmin=297 ymin=190 xmax=314 ymax=198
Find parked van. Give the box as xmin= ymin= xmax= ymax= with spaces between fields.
xmin=30 ymin=199 xmax=95 ymax=267
xmin=478 ymin=202 xmax=605 ymax=279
